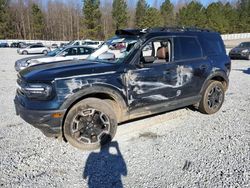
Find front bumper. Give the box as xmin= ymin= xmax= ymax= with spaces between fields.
xmin=14 ymin=98 xmax=66 ymax=137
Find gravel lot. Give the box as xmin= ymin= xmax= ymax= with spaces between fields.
xmin=0 ymin=48 xmax=249 ymax=188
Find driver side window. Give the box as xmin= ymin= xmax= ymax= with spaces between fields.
xmin=63 ymin=47 xmax=78 ymax=56
xmin=141 ymin=39 xmax=172 ymax=65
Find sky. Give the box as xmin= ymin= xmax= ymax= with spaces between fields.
xmin=146 ymin=0 xmax=214 ymax=6
xmin=39 ymin=0 xmax=225 ymax=9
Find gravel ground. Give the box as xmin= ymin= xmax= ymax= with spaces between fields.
xmin=0 ymin=48 xmax=249 ymax=188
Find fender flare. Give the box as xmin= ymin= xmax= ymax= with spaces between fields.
xmin=200 ymin=71 xmax=229 ymax=95
xmin=59 ymin=84 xmax=129 ymax=122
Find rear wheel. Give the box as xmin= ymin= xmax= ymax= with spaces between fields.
xmin=64 ymin=98 xmax=117 ymax=150
xmin=198 ymin=81 xmax=225 ymax=114
xmin=43 ymin=50 xmax=48 ymax=55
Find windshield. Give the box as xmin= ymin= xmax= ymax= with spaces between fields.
xmin=238 ymin=42 xmax=250 ymax=48
xmin=88 ymin=36 xmax=139 ymax=63
xmin=47 ymin=47 xmax=64 ymax=57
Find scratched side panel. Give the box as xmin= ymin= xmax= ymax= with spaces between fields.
xmin=124 ymin=64 xmax=194 ymax=109
xmin=54 ymin=71 xmax=127 ymax=107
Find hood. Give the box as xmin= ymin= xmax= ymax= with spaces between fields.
xmin=30 ymin=56 xmax=57 ymax=63
xmin=16 ymin=55 xmax=45 ymax=63
xmin=19 ymin=60 xmax=120 ymax=82
xmin=231 ymin=46 xmax=249 ymax=52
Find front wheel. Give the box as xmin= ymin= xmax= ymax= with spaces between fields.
xmin=22 ymin=51 xmax=28 ymax=55
xmin=198 ymin=81 xmax=225 ymax=114
xmin=43 ymin=50 xmax=48 ymax=55
xmin=64 ymin=98 xmax=117 ymax=150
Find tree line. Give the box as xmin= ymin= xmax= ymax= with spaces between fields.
xmin=0 ymin=0 xmax=250 ymax=41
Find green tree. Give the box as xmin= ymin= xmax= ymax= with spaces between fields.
xmin=135 ymin=0 xmax=148 ymax=28
xmin=82 ymin=0 xmax=103 ymax=39
xmin=31 ymin=3 xmax=45 ymax=39
xmin=237 ymin=0 xmax=250 ymax=32
xmin=0 ymin=0 xmax=9 ymax=39
xmin=223 ymin=2 xmax=239 ymax=33
xmin=160 ymin=0 xmax=175 ymax=26
xmin=177 ymin=1 xmax=206 ymax=28
xmin=112 ymin=0 xmax=128 ymax=30
xmin=141 ymin=7 xmax=163 ymax=28
xmin=206 ymin=2 xmax=234 ymax=33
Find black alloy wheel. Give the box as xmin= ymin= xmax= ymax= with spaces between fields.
xmin=64 ymin=98 xmax=117 ymax=150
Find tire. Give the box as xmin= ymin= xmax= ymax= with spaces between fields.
xmin=22 ymin=51 xmax=28 ymax=55
xmin=64 ymin=98 xmax=117 ymax=150
xmin=198 ymin=80 xmax=225 ymax=114
xmin=43 ymin=50 xmax=48 ymax=55
xmin=105 ymin=99 xmax=122 ymax=121
xmin=247 ymin=54 xmax=250 ymax=60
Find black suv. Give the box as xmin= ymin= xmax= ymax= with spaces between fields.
xmin=14 ymin=28 xmax=231 ymax=150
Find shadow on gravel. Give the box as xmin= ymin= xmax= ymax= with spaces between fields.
xmin=234 ymin=68 xmax=250 ymax=75
xmin=83 ymin=141 xmax=127 ymax=188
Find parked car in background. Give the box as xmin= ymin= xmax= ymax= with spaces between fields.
xmin=17 ymin=42 xmax=27 ymax=48
xmin=10 ymin=42 xmax=19 ymax=48
xmin=15 ymin=45 xmax=95 ymax=71
xmin=51 ymin=43 xmax=59 ymax=49
xmin=0 ymin=42 xmax=9 ymax=48
xmin=82 ymin=39 xmax=103 ymax=48
xmin=17 ymin=44 xmax=50 ymax=55
xmin=67 ymin=39 xmax=103 ymax=48
xmin=229 ymin=42 xmax=250 ymax=60
xmin=60 ymin=43 xmax=67 ymax=47
xmin=15 ymin=54 xmax=46 ymax=72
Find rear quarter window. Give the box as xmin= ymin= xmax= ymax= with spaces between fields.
xmin=199 ymin=34 xmax=226 ymax=56
xmin=174 ymin=37 xmax=202 ymax=61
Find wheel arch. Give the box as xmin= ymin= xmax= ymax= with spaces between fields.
xmin=200 ymin=71 xmax=229 ymax=94
xmin=60 ymin=84 xmax=128 ymax=132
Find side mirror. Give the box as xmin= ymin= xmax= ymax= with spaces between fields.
xmin=98 ymin=52 xmax=115 ymax=60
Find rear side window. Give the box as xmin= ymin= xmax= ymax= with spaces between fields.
xmin=174 ymin=37 xmax=202 ymax=61
xmin=200 ymin=34 xmax=225 ymax=56
xmin=31 ymin=45 xmax=44 ymax=48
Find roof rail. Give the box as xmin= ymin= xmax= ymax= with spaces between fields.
xmin=146 ymin=27 xmax=212 ymax=33
xmin=115 ymin=27 xmax=213 ymax=36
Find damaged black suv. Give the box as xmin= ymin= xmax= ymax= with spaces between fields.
xmin=15 ymin=28 xmax=231 ymax=150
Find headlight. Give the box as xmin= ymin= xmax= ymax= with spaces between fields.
xmin=242 ymin=49 xmax=249 ymax=53
xmin=20 ymin=60 xmax=30 ymax=67
xmin=22 ymin=83 xmax=52 ymax=99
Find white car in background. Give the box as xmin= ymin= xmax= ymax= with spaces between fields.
xmin=68 ymin=39 xmax=104 ymax=49
xmin=82 ymin=40 xmax=104 ymax=48
xmin=17 ymin=44 xmax=50 ymax=55
xmin=15 ymin=45 xmax=95 ymax=71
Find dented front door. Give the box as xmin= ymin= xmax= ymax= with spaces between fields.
xmin=125 ymin=62 xmax=193 ymax=109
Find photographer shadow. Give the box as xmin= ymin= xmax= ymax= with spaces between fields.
xmin=83 ymin=141 xmax=127 ymax=188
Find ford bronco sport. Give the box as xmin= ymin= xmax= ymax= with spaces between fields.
xmin=14 ymin=27 xmax=231 ymax=150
